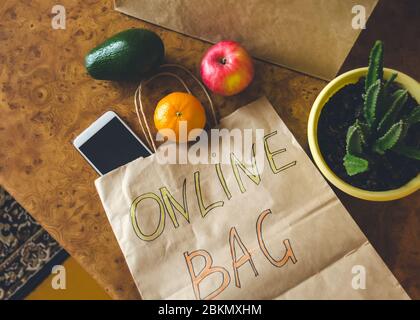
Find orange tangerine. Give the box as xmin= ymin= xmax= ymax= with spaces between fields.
xmin=154 ymin=92 xmax=206 ymax=142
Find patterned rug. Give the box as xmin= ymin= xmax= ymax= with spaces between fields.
xmin=0 ymin=186 xmax=68 ymax=300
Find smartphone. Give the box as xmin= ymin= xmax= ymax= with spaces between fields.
xmin=73 ymin=111 xmax=152 ymax=175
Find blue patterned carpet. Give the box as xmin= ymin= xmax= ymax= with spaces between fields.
xmin=0 ymin=186 xmax=68 ymax=300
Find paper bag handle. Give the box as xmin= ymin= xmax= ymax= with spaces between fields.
xmin=134 ymin=64 xmax=218 ymax=152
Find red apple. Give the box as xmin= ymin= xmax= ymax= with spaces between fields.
xmin=200 ymin=40 xmax=254 ymax=96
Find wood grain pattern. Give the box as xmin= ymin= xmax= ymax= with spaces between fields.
xmin=0 ymin=0 xmax=418 ymax=299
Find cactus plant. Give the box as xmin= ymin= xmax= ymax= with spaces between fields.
xmin=343 ymin=40 xmax=420 ymax=176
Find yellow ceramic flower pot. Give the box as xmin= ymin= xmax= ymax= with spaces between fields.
xmin=308 ymin=67 xmax=420 ymax=201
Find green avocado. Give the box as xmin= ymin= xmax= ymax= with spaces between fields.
xmin=85 ymin=28 xmax=165 ymax=81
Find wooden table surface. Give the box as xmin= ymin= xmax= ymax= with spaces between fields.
xmin=0 ymin=0 xmax=418 ymax=299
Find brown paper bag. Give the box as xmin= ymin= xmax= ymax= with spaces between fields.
xmin=95 ymin=97 xmax=409 ymax=299
xmin=114 ymin=0 xmax=378 ymax=80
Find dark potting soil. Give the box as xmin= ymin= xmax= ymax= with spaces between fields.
xmin=318 ymin=78 xmax=420 ymax=191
